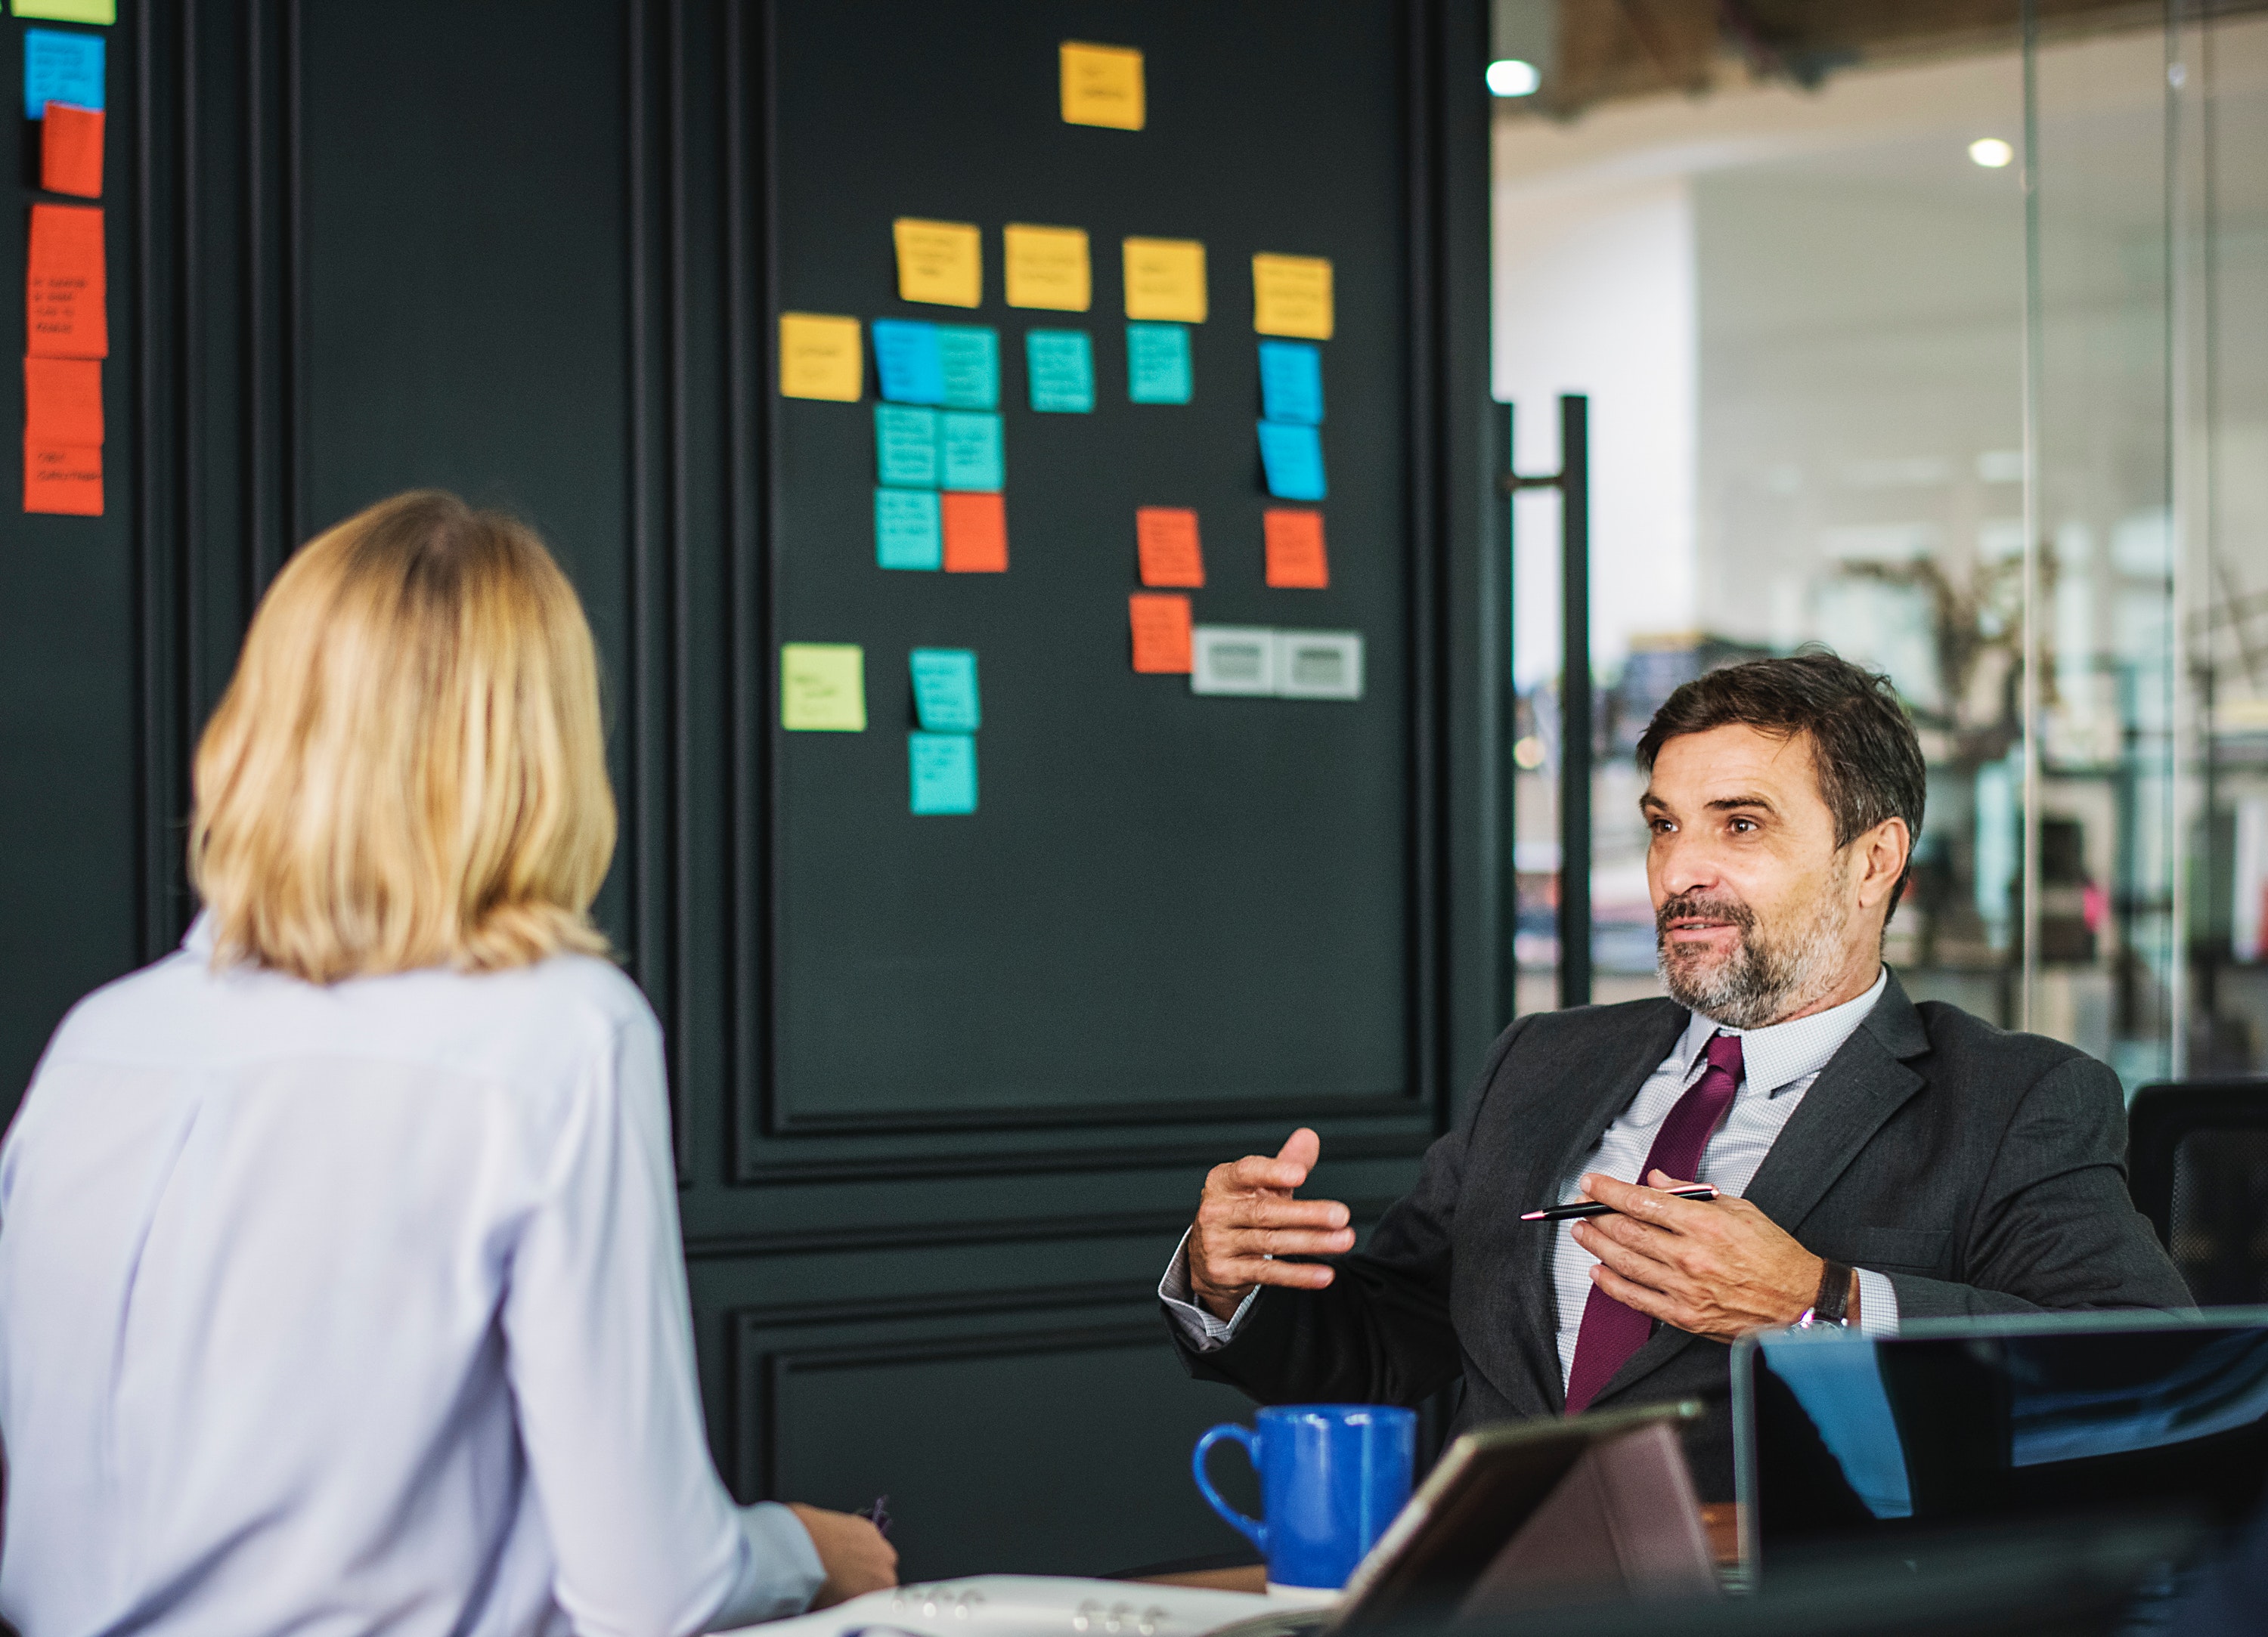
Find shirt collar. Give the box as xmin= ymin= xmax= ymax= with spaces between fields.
xmin=1672 ymin=966 xmax=1890 ymax=1098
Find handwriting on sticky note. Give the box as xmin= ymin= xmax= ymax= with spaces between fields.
xmin=23 ymin=29 xmax=103 ymax=119
xmin=778 ymin=313 xmax=863 ymax=401
xmin=1253 ymin=253 xmax=1334 ymax=340
xmin=874 ymin=403 xmax=940 ymax=487
xmin=1264 ymin=509 xmax=1329 ymax=588
xmin=940 ymin=411 xmax=1004 ymax=491
xmin=909 ymin=648 xmax=981 ymax=732
xmin=1257 ymin=420 xmax=1327 ymax=502
xmin=894 ymin=218 xmax=983 ymax=308
xmin=14 ymin=0 xmax=117 ymax=24
xmin=780 ymin=643 xmax=866 ymax=731
xmin=1258 ymin=340 xmax=1324 ymax=425
xmin=1126 ymin=323 xmax=1192 ymax=405
xmin=941 ymin=490 xmax=1009 ymax=573
xmin=1004 ymin=224 xmax=1092 ymax=312
xmin=1123 ymin=237 xmax=1206 ymax=323
xmin=23 ymin=442 xmax=101 ymax=516
xmin=875 ymin=488 xmax=943 ymax=571
xmin=24 ymin=356 xmax=101 ymax=446
xmin=40 ymin=103 xmax=103 ymax=198
xmin=26 ymin=203 xmax=105 ymax=359
xmin=1136 ymin=507 xmax=1204 ymax=587
xmin=872 ymin=318 xmax=947 ymax=405
xmin=1025 ymin=330 xmax=1095 ymax=413
xmin=909 ymin=732 xmax=979 ymax=815
xmin=1129 ymin=593 xmax=1194 ymax=674
xmin=937 ymin=325 xmax=1001 ymax=410
xmin=1059 ymin=41 xmax=1144 ymax=130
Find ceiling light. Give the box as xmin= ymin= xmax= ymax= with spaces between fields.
xmin=1969 ymin=138 xmax=2014 ymax=169
xmin=1486 ymin=59 xmax=1541 ymax=97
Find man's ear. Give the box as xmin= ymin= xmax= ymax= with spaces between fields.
xmin=1853 ymin=818 xmax=1911 ymax=909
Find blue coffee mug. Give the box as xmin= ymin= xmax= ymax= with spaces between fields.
xmin=1192 ymin=1403 xmax=1418 ymax=1590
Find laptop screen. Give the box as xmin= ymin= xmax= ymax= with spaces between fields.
xmin=1734 ymin=1313 xmax=2268 ymax=1572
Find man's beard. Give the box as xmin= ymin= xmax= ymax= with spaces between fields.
xmin=1655 ymin=880 xmax=1850 ymax=1029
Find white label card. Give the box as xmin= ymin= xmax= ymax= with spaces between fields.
xmin=1191 ymin=625 xmax=1278 ymax=695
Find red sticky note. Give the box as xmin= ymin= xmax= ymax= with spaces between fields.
xmin=941 ymin=490 xmax=1008 ymax=573
xmin=1136 ymin=506 xmax=1204 ymax=587
xmin=25 ymin=441 xmax=103 ymax=516
xmin=24 ymin=357 xmax=102 ymax=445
xmin=27 ymin=203 xmax=107 ymax=358
xmin=1264 ymin=508 xmax=1329 ymax=588
xmin=40 ymin=104 xmax=104 ymax=200
xmin=1129 ymin=593 xmax=1192 ymax=673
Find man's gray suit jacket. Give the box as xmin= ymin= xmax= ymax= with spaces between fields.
xmin=1168 ymin=970 xmax=2192 ymax=1500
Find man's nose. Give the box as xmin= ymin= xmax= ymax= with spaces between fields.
xmin=1653 ymin=831 xmax=1719 ymax=898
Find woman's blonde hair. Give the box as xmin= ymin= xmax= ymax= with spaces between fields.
xmin=189 ymin=490 xmax=617 ymax=983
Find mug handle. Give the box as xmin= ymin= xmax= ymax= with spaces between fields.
xmin=1191 ymin=1423 xmax=1266 ymax=1552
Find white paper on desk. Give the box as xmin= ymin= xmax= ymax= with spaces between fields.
xmin=719 ymin=1575 xmax=1279 ymax=1637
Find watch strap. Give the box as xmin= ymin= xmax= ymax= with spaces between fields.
xmin=1813 ymin=1258 xmax=1854 ymax=1326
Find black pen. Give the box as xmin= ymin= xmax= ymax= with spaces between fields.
xmin=1520 ymin=1184 xmax=1719 ymax=1222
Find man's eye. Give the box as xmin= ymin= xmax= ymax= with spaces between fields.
xmin=1729 ymin=817 xmax=1757 ymax=834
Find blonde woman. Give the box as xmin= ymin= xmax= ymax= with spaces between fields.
xmin=0 ymin=493 xmax=894 ymax=1635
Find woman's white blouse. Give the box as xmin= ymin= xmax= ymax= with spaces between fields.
xmin=0 ymin=921 xmax=823 ymax=1636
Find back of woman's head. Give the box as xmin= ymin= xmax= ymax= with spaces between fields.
xmin=190 ymin=490 xmax=617 ymax=983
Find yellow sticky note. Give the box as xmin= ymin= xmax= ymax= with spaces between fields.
xmin=1253 ymin=253 xmax=1334 ymax=340
xmin=1004 ymin=224 xmax=1091 ymax=312
xmin=781 ymin=644 xmax=866 ymax=732
xmin=1060 ymin=41 xmax=1144 ymax=130
xmin=1123 ymin=237 xmax=1207 ymax=323
xmin=894 ymin=218 xmax=982 ymax=308
xmin=12 ymin=0 xmax=116 ymax=20
xmin=778 ymin=314 xmax=863 ymax=401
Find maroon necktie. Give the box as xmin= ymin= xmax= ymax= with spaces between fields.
xmin=1563 ymin=1031 xmax=1744 ymax=1416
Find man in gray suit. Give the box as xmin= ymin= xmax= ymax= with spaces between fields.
xmin=1160 ymin=652 xmax=2189 ymax=1499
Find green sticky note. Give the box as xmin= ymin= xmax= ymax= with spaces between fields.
xmin=909 ymin=732 xmax=978 ymax=814
xmin=875 ymin=488 xmax=943 ymax=570
xmin=909 ymin=648 xmax=981 ymax=732
xmin=937 ymin=325 xmax=1000 ymax=410
xmin=780 ymin=643 xmax=866 ymax=732
xmin=875 ymin=403 xmax=939 ymax=487
xmin=940 ymin=411 xmax=1005 ymax=491
xmin=1127 ymin=323 xmax=1193 ymax=405
xmin=1025 ymin=329 xmax=1095 ymax=413
xmin=12 ymin=0 xmax=116 ymax=21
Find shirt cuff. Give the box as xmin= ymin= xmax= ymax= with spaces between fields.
xmin=1853 ymin=1267 xmax=1900 ymax=1339
xmin=706 ymin=1501 xmax=828 ymax=1630
xmin=1158 ymin=1227 xmax=1260 ymax=1351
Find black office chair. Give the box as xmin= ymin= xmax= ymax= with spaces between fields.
xmin=2127 ymin=1081 xmax=2268 ymax=1304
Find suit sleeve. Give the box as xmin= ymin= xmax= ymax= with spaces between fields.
xmin=1165 ymin=1019 xmax=1530 ymax=1407
xmin=1884 ymin=1054 xmax=2192 ymax=1320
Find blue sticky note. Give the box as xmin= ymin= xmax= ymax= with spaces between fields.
xmin=1025 ymin=329 xmax=1095 ymax=413
xmin=1257 ymin=420 xmax=1328 ymax=502
xmin=1258 ymin=340 xmax=1325 ymax=425
xmin=937 ymin=325 xmax=1000 ymax=410
xmin=1127 ymin=323 xmax=1193 ymax=406
xmin=872 ymin=318 xmax=946 ymax=405
xmin=909 ymin=732 xmax=978 ymax=815
xmin=875 ymin=488 xmax=943 ymax=570
xmin=909 ymin=648 xmax=981 ymax=732
xmin=874 ymin=404 xmax=939 ymax=487
xmin=940 ymin=411 xmax=1005 ymax=491
xmin=24 ymin=29 xmax=104 ymax=119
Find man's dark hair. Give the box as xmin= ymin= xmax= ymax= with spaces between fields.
xmin=1634 ymin=650 xmax=1926 ymax=925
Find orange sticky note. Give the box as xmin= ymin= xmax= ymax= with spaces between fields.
xmin=941 ymin=490 xmax=1008 ymax=573
xmin=41 ymin=104 xmax=104 ymax=199
xmin=1264 ymin=509 xmax=1329 ymax=588
xmin=24 ymin=357 xmax=102 ymax=445
xmin=1129 ymin=593 xmax=1192 ymax=673
xmin=27 ymin=203 xmax=107 ymax=358
xmin=25 ymin=441 xmax=102 ymax=515
xmin=1136 ymin=506 xmax=1204 ymax=587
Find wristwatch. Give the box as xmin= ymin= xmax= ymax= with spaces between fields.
xmin=1792 ymin=1258 xmax=1855 ymax=1329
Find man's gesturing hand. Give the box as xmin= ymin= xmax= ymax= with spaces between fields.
xmin=1570 ymin=1169 xmax=1850 ymax=1344
xmin=1187 ymin=1128 xmax=1356 ymax=1323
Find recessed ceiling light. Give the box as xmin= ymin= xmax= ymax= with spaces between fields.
xmin=1969 ymin=138 xmax=2015 ymax=169
xmin=1486 ymin=59 xmax=1541 ymax=97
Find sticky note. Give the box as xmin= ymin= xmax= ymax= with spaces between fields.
xmin=780 ymin=643 xmax=866 ymax=731
xmin=1253 ymin=253 xmax=1334 ymax=340
xmin=1276 ymin=630 xmax=1365 ymax=700
xmin=942 ymin=490 xmax=1008 ymax=573
xmin=23 ymin=29 xmax=102 ymax=119
xmin=871 ymin=318 xmax=946 ymax=406
xmin=1060 ymin=41 xmax=1144 ymax=130
xmin=894 ymin=218 xmax=982 ymax=308
xmin=909 ymin=732 xmax=978 ymax=815
xmin=39 ymin=102 xmax=103 ymax=197
xmin=1257 ymin=420 xmax=1327 ymax=502
xmin=23 ymin=442 xmax=101 ymax=515
xmin=1025 ymin=330 xmax=1094 ymax=413
xmin=937 ymin=325 xmax=1000 ymax=409
xmin=940 ymin=410 xmax=1005 ymax=490
xmin=779 ymin=313 xmax=863 ymax=401
xmin=1191 ymin=626 xmax=1278 ymax=696
xmin=24 ymin=356 xmax=101 ymax=444
xmin=1264 ymin=509 xmax=1328 ymax=588
xmin=1129 ymin=593 xmax=1193 ymax=674
xmin=1258 ymin=340 xmax=1324 ymax=425
xmin=909 ymin=648 xmax=981 ymax=732
xmin=14 ymin=0 xmax=116 ymax=23
xmin=1136 ymin=506 xmax=1204 ymax=587
xmin=1123 ymin=237 xmax=1206 ymax=322
xmin=26 ymin=203 xmax=105 ymax=359
xmin=875 ymin=488 xmax=943 ymax=571
xmin=1004 ymin=224 xmax=1092 ymax=312
xmin=874 ymin=403 xmax=939 ymax=487
xmin=1126 ymin=323 xmax=1192 ymax=405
